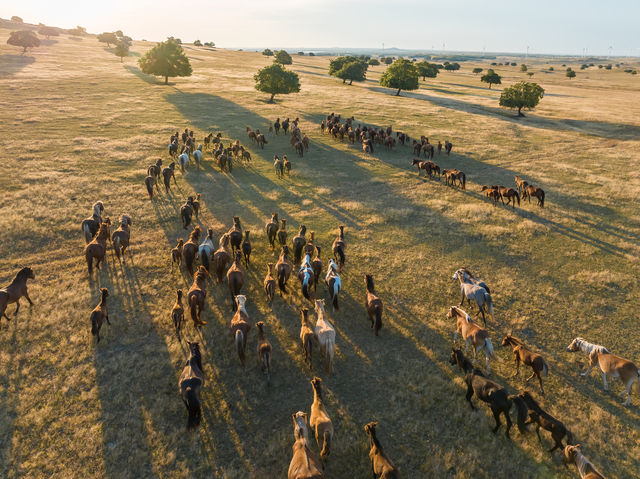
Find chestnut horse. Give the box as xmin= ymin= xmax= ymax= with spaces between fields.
xmin=187 ymin=266 xmax=208 ymax=326
xmin=227 ymin=251 xmax=245 ymax=312
xmin=0 ymin=267 xmax=35 ymax=322
xmin=182 ymin=226 xmax=201 ymax=278
xmin=448 ymin=306 xmax=496 ymax=373
xmin=522 ymin=185 xmax=545 ymax=208
xmin=365 ymin=274 xmax=383 ymax=336
xmin=85 ymin=222 xmax=111 ymax=274
xmin=264 ymin=263 xmax=276 ymax=304
xmin=310 ymin=377 xmax=333 ymax=462
xmin=502 ymin=335 xmax=549 ymax=395
xmin=288 ymin=412 xmax=324 ymax=479
xmin=230 ymin=295 xmax=251 ymax=365
xmin=364 ymin=422 xmax=398 ymax=478
xmin=213 ymin=233 xmax=231 ymax=283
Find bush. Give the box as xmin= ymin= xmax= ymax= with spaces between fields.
xmin=38 ymin=26 xmax=60 ymax=39
xmin=580 ymin=64 xmax=588 ymax=70
xmin=598 ymin=65 xmax=603 ymax=69
xmin=491 ymin=62 xmax=497 ymax=66
xmin=97 ymin=32 xmax=118 ymax=47
xmin=262 ymin=48 xmax=273 ymax=56
xmin=511 ymin=62 xmax=517 ymax=66
xmin=444 ymin=62 xmax=460 ymax=71
xmin=527 ymin=72 xmax=534 ymax=77
xmin=308 ymin=52 xmax=315 ymax=56
xmin=605 ymin=64 xmax=612 ymax=70
xmin=297 ymin=51 xmax=305 ymax=55
xmin=384 ymin=57 xmax=393 ymax=65
xmin=566 ymin=70 xmax=576 ymax=79
xmin=549 ymin=66 xmax=554 ymax=71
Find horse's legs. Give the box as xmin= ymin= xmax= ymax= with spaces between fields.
xmin=525 ymin=370 xmax=536 ymax=382
xmin=465 ymin=384 xmax=476 ymax=410
xmin=504 ymin=408 xmax=512 ymax=439
xmin=24 ymin=292 xmax=33 ymax=305
xmin=479 ymin=304 xmax=486 ymax=327
xmin=106 ymin=313 xmax=111 ymax=326
xmin=601 ymin=372 xmax=609 ymax=391
xmin=537 ymin=372 xmax=545 ymax=396
xmin=459 ymin=291 xmax=465 ymax=307
xmin=534 ymin=425 xmax=542 ymax=444
xmin=512 ymin=357 xmax=520 ymax=378
xmin=580 ymin=364 xmax=594 ymax=377
xmin=13 ymin=299 xmax=20 ymax=316
xmin=490 ymin=406 xmax=502 ymax=434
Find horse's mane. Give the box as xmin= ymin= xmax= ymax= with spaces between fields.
xmin=451 ymin=306 xmax=471 ymax=321
xmin=365 ymin=274 xmax=375 ymax=293
xmin=521 ymin=391 xmax=542 ymax=413
xmin=189 ymin=226 xmax=201 ymax=242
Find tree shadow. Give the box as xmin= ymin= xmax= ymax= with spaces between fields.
xmin=0 ymin=55 xmax=35 ymax=77
xmin=123 ymin=65 xmax=173 ymax=85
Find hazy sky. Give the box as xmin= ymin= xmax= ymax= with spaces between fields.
xmin=6 ymin=1 xmax=640 ymax=56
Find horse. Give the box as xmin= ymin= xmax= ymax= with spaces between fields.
xmin=86 ymin=287 xmax=109 ymax=342
xmin=147 ymin=158 xmax=162 ymax=184
xmin=274 ymin=118 xmax=281 ymax=135
xmin=282 ymin=118 xmax=290 ymax=134
xmin=144 ymin=175 xmax=156 ymax=199
xmin=169 ymin=140 xmax=178 ymax=157
xmin=112 ymin=214 xmax=132 ymax=263
xmin=274 ymin=155 xmax=284 ymax=178
xmin=256 ymin=133 xmax=268 ymax=149
xmin=502 ymin=335 xmax=549 ymax=395
xmin=256 ymin=321 xmax=272 ymax=381
xmin=192 ymin=193 xmax=201 ymax=219
xmin=292 ymin=225 xmax=307 ymax=266
xmin=278 ymin=219 xmax=288 ymax=246
xmin=264 ymin=263 xmax=276 ymax=304
xmin=179 ymin=341 xmax=204 ymax=431
xmin=310 ymin=377 xmax=334 ymax=462
xmin=517 ymin=391 xmax=574 ymax=452
xmin=288 ymin=412 xmax=324 ymax=479
xmin=331 ymin=226 xmax=346 ymax=271
xmin=364 ymin=422 xmax=399 ymax=478
xmin=325 ymin=259 xmax=341 ymax=311
xmin=265 ymin=213 xmax=279 ymax=249
xmin=522 ymin=185 xmax=545 ymax=207
xmin=284 ymin=154 xmax=293 ymax=173
xmin=198 ymin=228 xmax=215 ymax=273
xmin=514 ymin=175 xmax=528 ymax=194
xmin=182 ymin=226 xmax=201 ymax=278
xmin=241 ymin=231 xmax=252 ymax=266
xmin=85 ymin=222 xmax=111 ymax=274
xmin=437 ymin=140 xmax=442 ymax=154
xmin=582 ymin=349 xmax=639 ymax=405
xmin=444 ymin=140 xmax=453 ymax=155
xmin=192 ymin=144 xmax=202 ymax=169
xmin=171 ymin=239 xmax=183 ymax=272
xmin=171 ymin=289 xmax=184 ymax=340
xmin=448 ymin=306 xmax=496 ymax=373
xmin=300 ymin=308 xmax=315 ymax=369
xmin=180 ymin=197 xmax=194 ymax=230
xmin=81 ymin=201 xmax=105 ymax=243
xmin=298 ymin=253 xmax=315 ymax=301
xmin=230 ymin=295 xmax=251 ymax=365
xmin=0 ymin=267 xmax=35 ymax=322
xmin=227 ymin=251 xmax=245 ymax=311
xmin=443 ymin=169 xmax=465 ymax=189
xmin=561 ymin=445 xmax=606 ymax=479
xmin=457 ymin=268 xmax=490 ymax=293
xmin=277 ymin=246 xmax=293 ymax=295
xmin=364 ymin=275 xmax=383 ymax=336
xmin=311 ymin=246 xmax=323 ymax=292
xmin=497 ymin=186 xmax=520 ymax=207
xmin=450 ymin=348 xmax=527 ymax=439
xmin=209 ymin=233 xmax=230 ymax=283
xmin=566 ymin=337 xmax=611 ymax=366
xmin=481 ymin=185 xmax=501 ymax=205
xmin=451 ymin=269 xmax=493 ymax=326
xmin=187 ymin=266 xmax=208 ymax=326
xmin=178 ymin=150 xmax=189 ymax=172
xmin=162 ymin=162 xmax=177 ymax=192
xmin=228 ymin=216 xmax=243 ymax=253
xmin=314 ymin=299 xmax=335 ymax=374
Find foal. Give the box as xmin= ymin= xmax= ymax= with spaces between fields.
xmin=365 ymin=274 xmax=383 ymax=336
xmin=90 ymin=287 xmax=110 ymax=342
xmin=179 ymin=341 xmax=204 ymax=431
xmin=0 ymin=267 xmax=35 ymax=322
xmin=310 ymin=377 xmax=334 ymax=462
xmin=502 ymin=335 xmax=549 ymax=395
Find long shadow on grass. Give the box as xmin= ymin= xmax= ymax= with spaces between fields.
xmin=369 ymin=86 xmax=640 ymax=141
xmin=0 ymin=55 xmax=35 ymax=77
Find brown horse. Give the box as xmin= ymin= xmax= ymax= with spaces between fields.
xmin=81 ymin=201 xmax=105 ymax=243
xmin=85 ymin=222 xmax=111 ymax=274
xmin=311 ymin=246 xmax=322 ymax=292
xmin=187 ymin=266 xmax=208 ymax=326
xmin=227 ymin=251 xmax=244 ymax=311
xmin=266 ymin=213 xmax=279 ymax=249
xmin=310 ymin=377 xmax=333 ymax=462
xmin=180 ymin=197 xmax=194 ymax=229
xmin=112 ymin=214 xmax=132 ymax=263
xmin=502 ymin=335 xmax=549 ymax=395
xmin=332 ymin=226 xmax=346 ymax=271
xmin=264 ymin=263 xmax=276 ymax=304
xmin=443 ymin=169 xmax=466 ymax=189
xmin=514 ymin=175 xmax=528 ymax=194
xmin=448 ymin=306 xmax=496 ymax=373
xmin=364 ymin=422 xmax=399 ymax=478
xmin=300 ymin=308 xmax=315 ymax=368
xmin=276 ymin=246 xmax=293 ymax=295
xmin=292 ymin=225 xmax=307 ymax=266
xmin=90 ymin=287 xmax=110 ymax=342
xmin=241 ymin=231 xmax=252 ymax=266
xmin=517 ymin=391 xmax=574 ymax=452
xmin=179 ymin=341 xmax=204 ymax=431
xmin=583 ymin=350 xmax=639 ymax=406
xmin=0 ymin=267 xmax=35 ymax=322
xmin=496 ymin=186 xmax=520 ymax=207
xmin=230 ymin=295 xmax=251 ymax=365
xmin=288 ymin=412 xmax=324 ymax=479
xmin=522 ymin=185 xmax=545 ymax=207
xmin=228 ymin=216 xmax=243 ymax=253
xmin=256 ymin=321 xmax=272 ymax=381
xmin=182 ymin=226 xmax=201 ymax=278
xmin=365 ymin=275 xmax=383 ymax=336
xmin=209 ymin=233 xmax=230 ymax=283
xmin=278 ymin=218 xmax=288 ymax=247
xmin=171 ymin=239 xmax=183 ymax=272
xmin=171 ymin=289 xmax=184 ymax=340
xmin=561 ymin=445 xmax=605 ymax=479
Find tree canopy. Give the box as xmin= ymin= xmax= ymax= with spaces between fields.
xmin=114 ymin=40 xmax=129 ymax=62
xmin=499 ymin=81 xmax=544 ymax=116
xmin=480 ymin=69 xmax=501 ymax=88
xmin=7 ymin=30 xmax=40 ymax=54
xmin=379 ymin=58 xmax=419 ymax=96
xmin=368 ymin=58 xmax=380 ymax=66
xmin=566 ymin=69 xmax=576 ymax=79
xmin=193 ymin=39 xmax=202 ymax=47
xmin=138 ymin=38 xmax=192 ymax=84
xmin=520 ymin=64 xmax=528 ymax=72
xmin=262 ymin=48 xmax=273 ymax=56
xmin=254 ymin=63 xmax=300 ymax=103
xmin=336 ymin=60 xmax=368 ymax=85
xmin=415 ymin=61 xmax=439 ymax=80
xmin=97 ymin=32 xmax=118 ymax=47
xmin=204 ymin=41 xmax=215 ymax=47
xmin=274 ymin=50 xmax=292 ymax=65
xmin=472 ymin=67 xmax=483 ymax=74
xmin=10 ymin=16 xmax=23 ymax=23
xmin=329 ymin=56 xmax=356 ymax=77
xmin=443 ymin=62 xmax=460 ymax=71
xmin=38 ymin=26 xmax=60 ymax=39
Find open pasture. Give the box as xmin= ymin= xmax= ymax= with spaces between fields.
xmin=1 ymin=30 xmax=640 ymax=478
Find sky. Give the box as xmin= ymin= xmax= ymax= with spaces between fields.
xmin=5 ymin=1 xmax=640 ymax=56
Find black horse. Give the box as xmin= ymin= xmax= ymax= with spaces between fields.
xmin=449 ymin=348 xmax=526 ymax=439
xmin=179 ymin=341 xmax=204 ymax=431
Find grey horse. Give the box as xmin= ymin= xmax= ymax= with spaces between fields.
xmin=452 ymin=268 xmax=494 ymax=326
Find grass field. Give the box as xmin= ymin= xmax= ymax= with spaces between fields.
xmin=1 ymin=29 xmax=640 ymax=478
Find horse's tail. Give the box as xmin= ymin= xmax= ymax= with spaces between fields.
xmin=85 ymin=246 xmax=93 ymax=274
xmin=302 ymin=282 xmax=311 ymax=301
xmin=320 ymin=431 xmax=331 ymax=461
xmin=542 ymin=359 xmax=549 ymax=376
xmin=189 ymin=295 xmax=198 ymax=324
xmin=332 ymin=287 xmax=339 ymax=311
xmin=185 ymin=252 xmax=195 ymax=278
xmin=236 ymin=329 xmax=245 ymax=365
xmin=540 ymin=190 xmax=545 ymax=208
xmin=326 ymin=338 xmax=335 ymax=373
xmin=113 ymin=235 xmax=121 ymax=260
xmin=278 ymin=269 xmax=287 ymax=294
xmin=566 ymin=429 xmax=575 ymax=446
xmin=485 ymin=337 xmax=496 ymax=359
xmin=305 ymin=335 xmax=313 ymax=366
xmin=185 ymin=387 xmax=202 ymax=431
xmin=335 ymin=247 xmax=345 ymax=268
xmin=83 ymin=222 xmax=91 ymax=243
xmin=508 ymin=395 xmax=529 ymax=434
xmin=183 ymin=211 xmax=191 ymax=229
xmin=374 ymin=306 xmax=382 ymax=336
xmin=514 ymin=191 xmax=520 ymax=206
xmin=485 ymin=291 xmax=494 ymax=317
xmin=201 ymin=250 xmax=210 ymax=273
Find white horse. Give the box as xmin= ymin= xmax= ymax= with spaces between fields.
xmin=198 ymin=228 xmax=215 ymax=273
xmin=457 ymin=267 xmax=490 ymax=293
xmin=314 ymin=299 xmax=335 ymax=374
xmin=325 ymin=259 xmax=341 ymax=311
xmin=566 ymin=337 xmax=610 ymax=369
xmin=193 ymin=144 xmax=203 ymax=169
xmin=452 ymin=268 xmax=493 ymax=326
xmin=178 ymin=151 xmax=190 ymax=172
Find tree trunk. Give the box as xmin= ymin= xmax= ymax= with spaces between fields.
xmin=342 ymin=79 xmax=345 ymax=84
xmin=517 ymin=106 xmax=524 ymax=117
xmin=269 ymin=93 xmax=275 ymax=103
xmin=396 ymin=88 xmax=401 ymax=96
xmin=165 ymin=76 xmax=168 ymax=85
xmin=120 ymin=56 xmax=123 ymax=63
xmin=349 ymin=80 xmax=353 ymax=85
xmin=489 ymin=83 xmax=492 ymax=89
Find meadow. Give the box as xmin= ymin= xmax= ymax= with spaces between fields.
xmin=1 ymin=28 xmax=640 ymax=478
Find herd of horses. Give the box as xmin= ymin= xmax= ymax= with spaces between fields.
xmin=2 ymin=112 xmax=628 ymax=478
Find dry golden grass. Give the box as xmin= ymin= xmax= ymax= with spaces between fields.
xmin=1 ymin=31 xmax=640 ymax=478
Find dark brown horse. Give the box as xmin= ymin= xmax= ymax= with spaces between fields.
xmin=182 ymin=226 xmax=201 ymax=278
xmin=365 ymin=274 xmax=383 ymax=336
xmin=277 ymin=218 xmax=288 ymax=247
xmin=443 ymin=169 xmax=466 ymax=189
xmin=0 ymin=267 xmax=35 ymax=322
xmin=90 ymin=287 xmax=110 ymax=342
xmin=332 ymin=226 xmax=346 ymax=271
xmin=188 ymin=266 xmax=208 ymax=326
xmin=226 ymin=251 xmax=245 ymax=311
xmin=241 ymin=231 xmax=252 ymax=266
xmin=181 ymin=197 xmax=194 ymax=230
xmin=266 ymin=213 xmax=279 ymax=249
xmin=502 ymin=335 xmax=549 ymax=395
xmin=179 ymin=341 xmax=204 ymax=431
xmin=517 ymin=391 xmax=574 ymax=452
xmin=213 ymin=233 xmax=231 ymax=283
xmin=522 ymin=185 xmax=545 ymax=207
xmin=292 ymin=225 xmax=307 ymax=266
xmin=228 ymin=216 xmax=243 ymax=253
xmin=276 ymin=246 xmax=293 ymax=295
